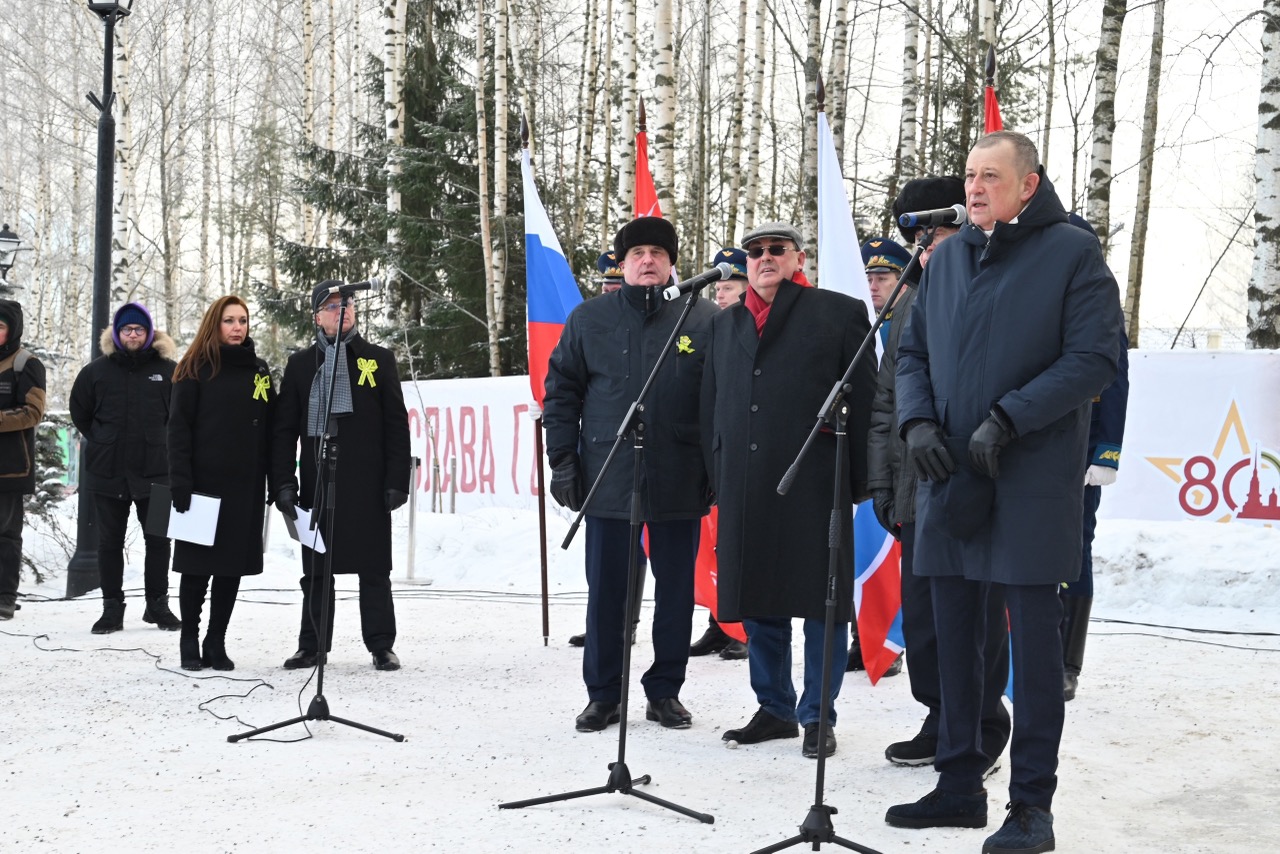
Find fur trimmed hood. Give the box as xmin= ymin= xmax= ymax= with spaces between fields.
xmin=99 ymin=326 xmax=177 ymax=360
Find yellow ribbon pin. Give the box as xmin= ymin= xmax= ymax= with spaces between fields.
xmin=253 ymin=373 xmax=271 ymax=401
xmin=676 ymin=335 xmax=695 ymax=355
xmin=357 ymin=358 xmax=378 ymax=387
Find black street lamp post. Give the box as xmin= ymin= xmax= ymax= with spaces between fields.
xmin=0 ymin=224 xmax=29 ymax=293
xmin=66 ymin=1 xmax=132 ymax=599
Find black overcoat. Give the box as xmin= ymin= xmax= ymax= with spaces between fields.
xmin=271 ymin=334 xmax=411 ymax=575
xmin=866 ymin=286 xmax=921 ymax=526
xmin=895 ymin=170 xmax=1123 ymax=585
xmin=70 ymin=329 xmax=177 ymax=500
xmin=543 ymin=284 xmax=717 ymax=521
xmin=167 ymin=341 xmax=273 ymax=577
xmin=701 ymin=280 xmax=877 ymax=622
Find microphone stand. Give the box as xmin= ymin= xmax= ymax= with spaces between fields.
xmin=753 ymin=230 xmax=934 ymax=853
xmin=230 ymin=291 xmax=404 ymax=744
xmin=499 ymin=283 xmax=714 ymax=825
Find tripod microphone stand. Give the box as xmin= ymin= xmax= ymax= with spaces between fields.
xmin=755 ymin=233 xmax=933 ymax=853
xmin=229 ymin=291 xmax=404 ymax=744
xmin=500 ymin=278 xmax=720 ymax=824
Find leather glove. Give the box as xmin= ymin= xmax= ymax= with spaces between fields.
xmin=385 ymin=489 xmax=409 ymax=513
xmin=904 ymin=420 xmax=957 ymax=483
xmin=274 ymin=486 xmax=299 ymax=520
xmin=871 ymin=489 xmax=899 ymax=539
xmin=549 ymin=455 xmax=585 ymax=512
xmin=969 ymin=407 xmax=1017 ymax=478
xmin=1085 ymin=464 xmax=1117 ymax=487
xmin=171 ymin=486 xmax=192 ymax=514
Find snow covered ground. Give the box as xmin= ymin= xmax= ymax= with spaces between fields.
xmin=3 ymin=502 xmax=1278 ymax=853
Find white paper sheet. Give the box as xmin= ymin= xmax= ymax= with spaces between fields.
xmin=168 ymin=494 xmax=221 ymax=546
xmin=283 ymin=507 xmax=327 ymax=554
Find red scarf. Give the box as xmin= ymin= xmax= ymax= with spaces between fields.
xmin=743 ymin=271 xmax=813 ymax=336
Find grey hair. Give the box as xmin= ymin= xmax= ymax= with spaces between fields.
xmin=972 ymin=130 xmax=1040 ymax=177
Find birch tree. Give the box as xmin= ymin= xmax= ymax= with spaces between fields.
xmin=742 ymin=0 xmax=768 ymax=231
xmin=617 ymin=0 xmax=638 ymax=217
xmin=1124 ymin=0 xmax=1163 ymax=348
xmin=1248 ymin=0 xmax=1280 ymax=349
xmin=111 ymin=23 xmax=136 ymax=298
xmin=898 ymin=0 xmax=920 ymax=180
xmin=1086 ymin=0 xmax=1127 ymax=258
xmin=384 ymin=0 xmax=407 ymax=263
xmin=725 ymin=0 xmax=751 ymax=240
xmin=653 ymin=0 xmax=677 ymax=224
xmin=491 ymin=0 xmax=511 ymax=334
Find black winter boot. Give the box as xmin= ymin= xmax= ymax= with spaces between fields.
xmin=1062 ymin=595 xmax=1093 ymax=701
xmin=180 ymin=635 xmax=203 ymax=670
xmin=91 ymin=597 xmax=126 ymax=634
xmin=143 ymin=595 xmax=182 ymax=631
xmin=201 ymin=636 xmax=235 ymax=671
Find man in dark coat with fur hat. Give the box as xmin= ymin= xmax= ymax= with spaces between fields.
xmin=70 ymin=302 xmax=180 ymax=633
xmin=885 ymin=131 xmax=1122 ymax=854
xmin=543 ymin=216 xmax=716 ymax=733
xmin=0 ymin=300 xmax=44 ymax=621
xmin=701 ymin=221 xmax=877 ymax=760
xmin=272 ymin=284 xmax=412 ymax=671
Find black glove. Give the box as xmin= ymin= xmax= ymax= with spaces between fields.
xmin=871 ymin=488 xmax=899 ymax=539
xmin=969 ymin=407 xmax=1017 ymax=478
xmin=274 ymin=486 xmax=299 ymax=520
xmin=549 ymin=455 xmax=585 ymax=512
xmin=904 ymin=420 xmax=957 ymax=483
xmin=385 ymin=489 xmax=409 ymax=513
xmin=171 ymin=486 xmax=192 ymax=514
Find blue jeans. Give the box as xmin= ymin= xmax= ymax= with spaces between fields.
xmin=743 ymin=616 xmax=848 ymax=727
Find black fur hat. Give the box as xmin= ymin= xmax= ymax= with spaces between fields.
xmin=613 ymin=217 xmax=678 ymax=266
xmin=892 ymin=177 xmax=966 ymax=243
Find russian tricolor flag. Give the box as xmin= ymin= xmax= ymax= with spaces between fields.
xmin=816 ymin=109 xmax=903 ymax=684
xmin=522 ymin=149 xmax=584 ymax=405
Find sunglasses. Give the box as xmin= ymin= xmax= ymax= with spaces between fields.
xmin=746 ymin=245 xmax=792 ymax=259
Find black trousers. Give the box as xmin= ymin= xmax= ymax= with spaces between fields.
xmin=583 ymin=516 xmax=698 ymax=703
xmin=94 ymin=493 xmax=171 ymax=600
xmin=297 ymin=554 xmax=396 ymax=654
xmin=0 ymin=492 xmax=22 ymax=599
xmin=178 ymin=573 xmax=241 ymax=640
xmin=933 ymin=577 xmax=1064 ymax=810
xmin=900 ymin=522 xmax=1011 ymax=759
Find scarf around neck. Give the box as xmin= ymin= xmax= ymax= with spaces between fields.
xmin=743 ymin=270 xmax=812 ymax=336
xmin=307 ymin=328 xmax=355 ymax=437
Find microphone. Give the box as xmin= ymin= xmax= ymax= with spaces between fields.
xmin=897 ymin=204 xmax=967 ymax=228
xmin=324 ymin=276 xmax=385 ymax=296
xmin=662 ymin=262 xmax=734 ymax=302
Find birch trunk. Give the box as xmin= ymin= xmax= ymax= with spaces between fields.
xmin=1124 ymin=0 xmax=1163 ymax=348
xmin=827 ymin=0 xmax=850 ymax=167
xmin=198 ymin=0 xmax=215 ymax=307
xmin=384 ymin=0 xmax=408 ymax=263
xmin=600 ymin=0 xmax=616 ymax=244
xmin=1086 ymin=0 xmax=1127 ymax=259
xmin=618 ymin=0 xmax=638 ymax=217
xmin=725 ymin=0 xmax=750 ymax=240
xmin=476 ymin=0 xmax=500 ymax=374
xmin=742 ymin=0 xmax=767 ymax=231
xmin=571 ymin=0 xmax=600 ymax=245
xmin=800 ymin=0 xmax=821 ymax=275
xmin=111 ymin=24 xmax=135 ymax=298
xmin=918 ymin=0 xmax=934 ymax=167
xmin=492 ymin=0 xmax=510 ymax=332
xmin=1042 ymin=0 xmax=1057 ymax=166
xmin=653 ymin=0 xmax=677 ymax=225
xmin=898 ymin=1 xmax=920 ymax=185
xmin=1247 ymin=0 xmax=1280 ymax=349
xmin=303 ymin=0 xmax=316 ymax=245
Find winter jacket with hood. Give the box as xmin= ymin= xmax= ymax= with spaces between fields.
xmin=0 ymin=300 xmax=46 ymax=495
xmin=69 ymin=303 xmax=177 ymax=499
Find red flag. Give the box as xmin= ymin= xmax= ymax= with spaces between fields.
xmin=634 ymin=130 xmax=662 ymax=218
xmin=984 ymin=86 xmax=1003 ymax=133
xmin=692 ymin=509 xmax=747 ymax=642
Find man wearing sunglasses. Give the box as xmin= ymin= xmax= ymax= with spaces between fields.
xmin=71 ymin=302 xmax=179 ymax=632
xmin=544 ymin=216 xmax=718 ymax=734
xmin=702 ymin=222 xmax=877 ymax=760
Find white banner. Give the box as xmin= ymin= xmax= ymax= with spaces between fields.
xmin=1099 ymin=350 xmax=1280 ymax=524
xmin=405 ymin=350 xmax=1280 ymax=525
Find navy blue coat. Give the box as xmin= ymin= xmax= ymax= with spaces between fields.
xmin=543 ymin=284 xmax=717 ymax=522
xmin=1088 ymin=328 xmax=1129 ymax=469
xmin=895 ymin=171 xmax=1123 ymax=585
xmin=701 ymin=280 xmax=876 ymax=622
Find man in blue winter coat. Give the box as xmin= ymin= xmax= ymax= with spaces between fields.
xmin=884 ymin=131 xmax=1123 ymax=854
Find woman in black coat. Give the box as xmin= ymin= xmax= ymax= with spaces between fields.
xmin=168 ymin=295 xmax=273 ymax=671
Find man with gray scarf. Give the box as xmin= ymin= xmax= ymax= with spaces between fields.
xmin=271 ymin=283 xmax=412 ymax=671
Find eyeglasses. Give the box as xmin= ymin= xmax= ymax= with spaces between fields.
xmin=746 ymin=245 xmax=792 ymax=259
xmin=317 ymin=303 xmax=353 ymax=313
xmin=119 ymin=325 xmax=148 ymax=337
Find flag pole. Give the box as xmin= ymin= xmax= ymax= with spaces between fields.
xmin=523 ymin=114 xmax=552 ymax=647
